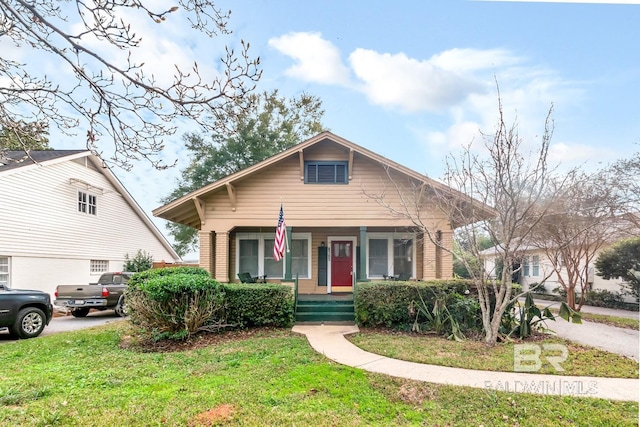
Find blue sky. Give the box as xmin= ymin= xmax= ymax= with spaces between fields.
xmin=8 ymin=1 xmax=639 ymax=256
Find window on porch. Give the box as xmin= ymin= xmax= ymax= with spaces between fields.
xmin=236 ymin=233 xmax=311 ymax=279
xmin=366 ymin=234 xmax=414 ymax=279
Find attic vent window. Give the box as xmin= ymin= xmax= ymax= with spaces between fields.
xmin=305 ymin=161 xmax=348 ymax=184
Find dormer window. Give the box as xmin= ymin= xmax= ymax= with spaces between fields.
xmin=305 ymin=161 xmax=348 ymax=184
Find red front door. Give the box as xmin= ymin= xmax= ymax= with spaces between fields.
xmin=331 ymin=241 xmax=353 ymax=287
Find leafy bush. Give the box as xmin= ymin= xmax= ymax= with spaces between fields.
xmin=585 ymin=289 xmax=625 ymax=308
xmin=127 ymin=271 xmax=224 ymax=340
xmin=122 ymin=249 xmax=153 ymax=272
xmin=500 ymin=292 xmax=557 ymax=339
xmin=595 ymin=238 xmax=640 ymax=302
xmin=354 ymin=280 xmax=473 ymax=329
xmin=127 ymin=266 xmax=210 ymax=290
xmin=223 ymin=284 xmax=294 ymax=328
xmin=447 ymin=293 xmax=482 ymax=332
xmin=410 ymin=292 xmax=465 ymax=341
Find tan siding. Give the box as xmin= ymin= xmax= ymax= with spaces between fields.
xmin=440 ymin=230 xmax=454 ymax=278
xmin=214 ymin=230 xmax=229 ymax=282
xmin=423 ymin=233 xmax=437 ymax=280
xmin=199 ymin=231 xmax=213 ymax=275
xmin=199 ymin=154 xmax=450 ymax=231
xmin=416 ymin=238 xmax=424 ymax=280
xmin=190 ymin=140 xmax=456 ymax=290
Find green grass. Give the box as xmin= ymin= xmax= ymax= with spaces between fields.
xmin=348 ymin=330 xmax=639 ymax=378
xmin=576 ymin=312 xmax=640 ymax=330
xmin=0 ymin=323 xmax=637 ymax=426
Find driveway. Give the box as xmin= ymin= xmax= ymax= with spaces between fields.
xmin=0 ymin=310 xmax=125 ymax=341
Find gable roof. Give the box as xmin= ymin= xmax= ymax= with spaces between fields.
xmin=0 ymin=150 xmax=89 ymax=172
xmin=153 ymin=131 xmax=496 ymax=229
xmin=1 ymin=149 xmax=180 ymax=260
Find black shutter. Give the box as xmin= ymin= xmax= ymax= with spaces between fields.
xmin=318 ymin=246 xmax=327 ymax=286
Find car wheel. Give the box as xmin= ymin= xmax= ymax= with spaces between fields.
xmin=71 ymin=307 xmax=91 ymax=317
xmin=9 ymin=307 xmax=46 ymax=339
xmin=114 ymin=296 xmax=127 ymax=317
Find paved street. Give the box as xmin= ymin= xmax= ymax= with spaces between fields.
xmin=0 ymin=309 xmax=125 ymax=341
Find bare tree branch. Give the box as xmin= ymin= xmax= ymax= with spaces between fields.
xmin=0 ymin=0 xmax=261 ymax=170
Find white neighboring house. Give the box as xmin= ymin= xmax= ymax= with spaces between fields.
xmin=481 ymin=243 xmax=630 ymax=300
xmin=0 ymin=150 xmax=180 ymax=298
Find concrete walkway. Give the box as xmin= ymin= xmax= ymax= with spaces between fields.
xmin=292 ymin=324 xmax=639 ymax=402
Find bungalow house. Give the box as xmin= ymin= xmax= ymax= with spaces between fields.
xmin=154 ymin=132 xmax=490 ymax=295
xmin=0 ymin=150 xmax=180 ymax=298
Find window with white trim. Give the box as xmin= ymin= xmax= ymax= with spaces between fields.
xmin=236 ymin=233 xmax=311 ymax=279
xmin=532 ymin=255 xmax=540 ymax=277
xmin=0 ymin=257 xmax=9 ymax=288
xmin=368 ymin=239 xmax=388 ymax=277
xmin=366 ymin=233 xmax=414 ymax=279
xmin=90 ymin=260 xmax=108 ymax=273
xmin=522 ymin=256 xmax=540 ymax=277
xmin=78 ymin=191 xmax=97 ymax=215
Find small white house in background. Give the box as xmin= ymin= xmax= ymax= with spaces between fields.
xmin=481 ymin=243 xmax=630 ymax=300
xmin=0 ymin=150 xmax=180 ymax=298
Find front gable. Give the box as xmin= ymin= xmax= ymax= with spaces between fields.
xmin=154 ymin=132 xmax=457 ymax=231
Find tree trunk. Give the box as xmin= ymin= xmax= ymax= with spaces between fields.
xmin=566 ymin=284 xmax=576 ymax=311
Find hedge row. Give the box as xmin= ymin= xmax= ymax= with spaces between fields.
xmin=224 ymin=283 xmax=294 ymax=328
xmin=354 ymin=279 xmax=474 ymax=328
xmin=126 ymin=267 xmax=294 ymax=340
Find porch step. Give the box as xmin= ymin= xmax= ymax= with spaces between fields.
xmin=295 ymin=300 xmax=355 ymax=323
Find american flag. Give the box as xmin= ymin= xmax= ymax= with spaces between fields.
xmin=273 ymin=204 xmax=286 ymax=261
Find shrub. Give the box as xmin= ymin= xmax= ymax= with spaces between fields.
xmin=127 ymin=271 xmax=224 ymax=340
xmin=500 ymin=292 xmax=558 ymax=339
xmin=223 ymin=284 xmax=294 ymax=328
xmin=123 ymin=249 xmax=153 ymax=272
xmin=585 ymin=289 xmax=625 ymax=308
xmin=354 ymin=279 xmax=473 ymax=329
xmin=127 ymin=266 xmax=210 ymax=290
xmin=448 ymin=293 xmax=482 ymax=332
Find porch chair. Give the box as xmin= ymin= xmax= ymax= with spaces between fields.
xmin=237 ymin=272 xmax=257 ymax=283
xmin=384 ymin=272 xmax=412 ymax=281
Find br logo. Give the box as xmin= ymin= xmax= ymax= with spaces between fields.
xmin=514 ymin=344 xmax=568 ymax=372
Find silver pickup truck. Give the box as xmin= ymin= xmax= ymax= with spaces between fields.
xmin=54 ymin=272 xmax=131 ymax=317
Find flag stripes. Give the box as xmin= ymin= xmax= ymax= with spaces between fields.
xmin=273 ymin=204 xmax=286 ymax=261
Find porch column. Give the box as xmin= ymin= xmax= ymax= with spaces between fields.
xmin=422 ymin=232 xmax=437 ymax=280
xmin=213 ymin=229 xmax=230 ymax=283
xmin=440 ymin=230 xmax=454 ymax=278
xmin=284 ymin=226 xmax=293 ymax=281
xmin=198 ymin=230 xmax=214 ymax=276
xmin=359 ymin=226 xmax=368 ymax=281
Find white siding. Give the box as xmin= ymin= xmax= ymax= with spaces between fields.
xmin=0 ymin=156 xmax=178 ymax=297
xmin=483 ymin=248 xmax=634 ymax=303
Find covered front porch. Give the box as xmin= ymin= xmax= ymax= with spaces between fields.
xmin=198 ymin=225 xmax=454 ymax=294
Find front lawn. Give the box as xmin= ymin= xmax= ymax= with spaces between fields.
xmin=0 ymin=324 xmax=637 ymax=426
xmin=348 ymin=329 xmax=639 ymax=378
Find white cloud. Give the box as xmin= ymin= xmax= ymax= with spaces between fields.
xmin=548 ymin=141 xmax=609 ymax=168
xmin=429 ymin=48 xmax=522 ymax=73
xmin=268 ymin=33 xmax=582 ymax=146
xmin=268 ymin=32 xmax=351 ymax=85
xmin=348 ymin=49 xmax=487 ymax=112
